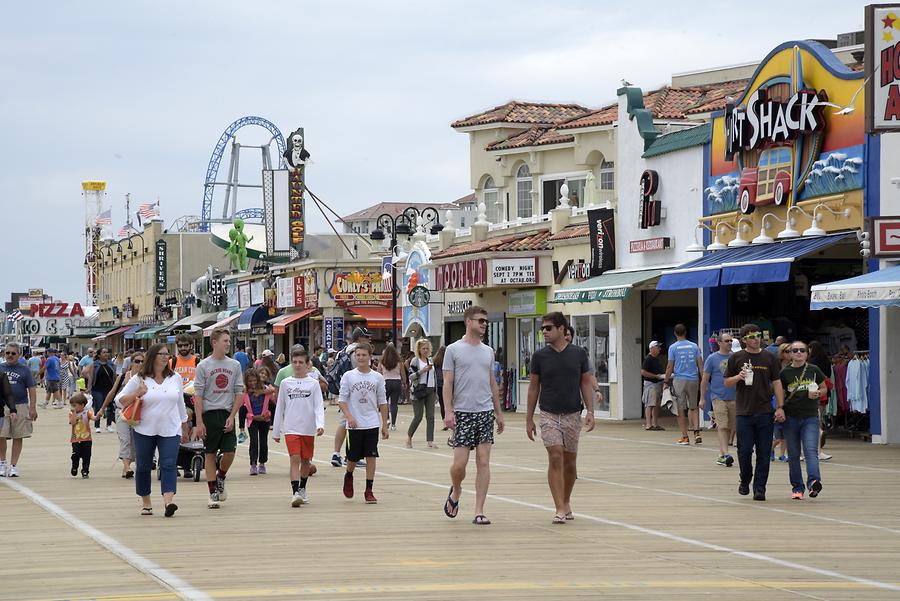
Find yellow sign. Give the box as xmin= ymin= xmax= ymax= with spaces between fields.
xmin=81 ymin=181 xmax=106 ymax=191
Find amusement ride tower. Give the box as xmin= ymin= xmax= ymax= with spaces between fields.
xmin=82 ymin=180 xmax=107 ymax=305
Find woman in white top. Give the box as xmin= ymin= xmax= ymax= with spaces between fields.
xmin=116 ymin=344 xmax=189 ymax=517
xmin=406 ymin=339 xmax=437 ymax=448
xmin=377 ymin=343 xmax=404 ymax=431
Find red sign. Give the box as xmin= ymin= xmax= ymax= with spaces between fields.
xmin=328 ymin=271 xmax=391 ymax=307
xmin=436 ymin=259 xmax=488 ymax=290
xmin=30 ymin=302 xmax=85 ymax=318
xmin=629 ymin=237 xmax=671 ymax=253
xmin=873 ymin=216 xmax=900 ymax=257
xmin=294 ymin=277 xmax=305 ymax=308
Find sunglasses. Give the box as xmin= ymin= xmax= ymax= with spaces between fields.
xmin=790 ymin=348 xmax=808 ymax=354
xmin=743 ymin=333 xmax=762 ymax=340
xmin=720 ymin=339 xmax=733 ymax=344
xmin=132 ymin=359 xmax=144 ymax=364
xmin=4 ymin=352 xmax=17 ymax=356
xmin=541 ymin=325 xmax=557 ymax=331
xmin=470 ymin=318 xmax=488 ymax=325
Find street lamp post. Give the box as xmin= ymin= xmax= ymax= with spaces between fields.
xmin=369 ymin=207 xmax=442 ymax=346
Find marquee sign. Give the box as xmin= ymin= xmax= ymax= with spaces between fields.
xmin=866 ymin=4 xmax=900 ymax=132
xmin=435 ymin=259 xmax=488 ymax=290
xmin=491 ymin=258 xmax=538 ymax=286
xmin=328 ymin=271 xmax=391 ymax=307
xmin=629 ymin=237 xmax=671 ymax=253
xmin=725 ymin=88 xmax=827 ymax=159
xmin=638 ymin=169 xmax=662 ymax=229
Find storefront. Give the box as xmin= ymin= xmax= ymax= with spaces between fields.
xmin=325 ymin=267 xmax=398 ymax=352
xmin=274 ymin=270 xmax=319 ymax=354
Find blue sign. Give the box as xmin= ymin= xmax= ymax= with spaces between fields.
xmin=324 ymin=318 xmax=333 ymax=351
xmin=402 ymin=248 xmax=430 ymax=336
xmin=334 ymin=317 xmax=345 ymax=350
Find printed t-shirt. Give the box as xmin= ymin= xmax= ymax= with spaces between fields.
xmin=194 ymin=356 xmax=244 ymax=412
xmin=703 ymin=351 xmax=735 ymax=401
xmin=725 ymin=349 xmax=781 ymax=416
xmin=338 ymin=369 xmax=387 ymax=429
xmin=668 ymin=339 xmax=701 ymax=381
xmin=779 ymin=363 xmax=826 ymax=418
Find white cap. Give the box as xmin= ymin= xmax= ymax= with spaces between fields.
xmin=648 ymin=341 xmax=661 ymax=350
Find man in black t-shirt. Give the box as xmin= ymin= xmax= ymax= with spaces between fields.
xmin=641 ymin=341 xmax=666 ymax=431
xmin=526 ymin=312 xmax=595 ymax=524
xmin=724 ymin=324 xmax=785 ymax=502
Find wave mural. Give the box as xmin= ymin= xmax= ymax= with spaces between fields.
xmin=800 ymin=146 xmax=864 ymax=199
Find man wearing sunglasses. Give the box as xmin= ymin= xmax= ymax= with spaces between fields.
xmin=442 ymin=305 xmax=504 ymax=525
xmin=0 ymin=342 xmax=35 ymax=478
xmin=724 ymin=324 xmax=785 ymax=501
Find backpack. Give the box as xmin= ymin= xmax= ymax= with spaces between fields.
xmin=325 ymin=348 xmax=354 ymax=395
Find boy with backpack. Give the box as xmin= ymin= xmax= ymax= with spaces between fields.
xmin=325 ymin=327 xmax=371 ymax=467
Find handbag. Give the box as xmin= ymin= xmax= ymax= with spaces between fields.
xmin=413 ymin=383 xmax=429 ymax=400
xmin=122 ymin=396 xmax=142 ymax=426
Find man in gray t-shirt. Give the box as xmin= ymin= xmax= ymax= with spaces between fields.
xmin=193 ymin=329 xmax=244 ymax=509
xmin=442 ymin=306 xmax=504 ymax=525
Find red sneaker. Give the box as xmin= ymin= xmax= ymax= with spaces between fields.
xmin=342 ymin=473 xmax=354 ymax=498
xmin=364 ymin=489 xmax=377 ymax=504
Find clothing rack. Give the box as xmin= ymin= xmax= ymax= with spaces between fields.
xmin=823 ymin=350 xmax=871 ymax=442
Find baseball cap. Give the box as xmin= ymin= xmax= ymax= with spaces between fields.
xmin=261 ymin=349 xmax=274 ymax=357
xmin=648 ymin=341 xmax=661 ymax=350
xmin=351 ymin=327 xmax=371 ymax=341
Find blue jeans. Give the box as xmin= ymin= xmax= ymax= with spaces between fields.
xmin=783 ymin=415 xmax=821 ymax=493
xmin=133 ymin=431 xmax=180 ymax=497
xmin=736 ymin=412 xmax=774 ymax=494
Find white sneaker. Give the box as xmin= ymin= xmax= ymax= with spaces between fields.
xmin=291 ymin=491 xmax=303 ymax=507
xmin=106 ymin=425 xmax=114 ymax=432
xmin=357 ymin=458 xmax=367 ymax=467
xmin=0 ymin=461 xmax=6 ymax=477
xmin=208 ymin=492 xmax=221 ymax=509
xmin=818 ymin=452 xmax=832 ymax=461
xmin=94 ymin=427 xmax=101 ymax=433
xmin=8 ymin=465 xmax=18 ymax=477
xmin=298 ymin=488 xmax=309 ymax=504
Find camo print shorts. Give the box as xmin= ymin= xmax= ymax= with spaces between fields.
xmin=449 ymin=410 xmax=494 ymax=450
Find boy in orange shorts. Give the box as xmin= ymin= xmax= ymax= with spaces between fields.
xmin=272 ymin=349 xmax=324 ymax=507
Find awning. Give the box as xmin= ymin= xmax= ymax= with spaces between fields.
xmin=811 ymin=264 xmax=900 ymax=310
xmin=123 ymin=325 xmax=142 ymax=340
xmin=237 ymin=305 xmax=270 ymax=331
xmin=163 ymin=311 xmax=220 ymax=334
xmin=203 ymin=312 xmax=242 ymax=337
xmin=135 ymin=325 xmax=168 ymax=340
xmin=268 ymin=308 xmax=317 ymax=335
xmin=92 ymin=324 xmax=132 ymax=341
xmin=351 ymin=307 xmax=402 ymax=329
xmin=657 ymin=233 xmax=853 ymax=290
xmin=553 ymin=268 xmax=664 ymax=303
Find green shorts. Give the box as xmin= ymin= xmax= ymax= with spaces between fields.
xmin=203 ymin=409 xmax=237 ymax=454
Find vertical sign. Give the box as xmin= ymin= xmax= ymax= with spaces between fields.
xmin=382 ymin=255 xmax=393 ymax=292
xmin=588 ymin=207 xmax=616 ymax=276
xmin=293 ymin=276 xmax=305 ymax=307
xmin=334 ymin=317 xmax=344 ymax=350
xmin=866 ymin=4 xmax=900 ymax=132
xmin=324 ymin=318 xmax=334 ymax=350
xmin=638 ymin=169 xmax=661 ymax=229
xmin=289 ymin=166 xmax=305 ymax=255
xmin=155 ymin=240 xmax=167 ymax=293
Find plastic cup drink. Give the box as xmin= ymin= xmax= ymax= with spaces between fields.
xmin=807 ymin=381 xmax=818 ymax=398
xmin=743 ymin=362 xmax=753 ymax=386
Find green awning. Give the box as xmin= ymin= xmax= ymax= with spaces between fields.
xmin=553 ymin=268 xmax=664 ymax=303
xmin=134 ymin=325 xmax=167 ymax=340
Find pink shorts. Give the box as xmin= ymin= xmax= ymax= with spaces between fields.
xmin=540 ymin=411 xmax=582 ymax=453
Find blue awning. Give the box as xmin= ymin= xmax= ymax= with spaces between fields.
xmin=811 ymin=264 xmax=900 ymax=310
xmin=237 ymin=305 xmax=270 ymax=331
xmin=657 ymin=233 xmax=853 ymax=290
xmin=123 ymin=325 xmax=142 ymax=340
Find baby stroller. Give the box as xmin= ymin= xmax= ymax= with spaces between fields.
xmin=157 ymin=439 xmax=223 ymax=482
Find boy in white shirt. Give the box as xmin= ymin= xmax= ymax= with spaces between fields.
xmin=273 ymin=349 xmax=325 ymax=507
xmin=338 ymin=343 xmax=388 ymax=503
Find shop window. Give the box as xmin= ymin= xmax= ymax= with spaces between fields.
xmin=599 ymin=161 xmax=615 ymax=190
xmin=542 ymin=175 xmax=586 ymax=213
xmin=483 ymin=177 xmax=500 ymax=223
xmin=518 ymin=317 xmax=543 ymax=380
xmin=571 ymin=314 xmax=611 ymax=413
xmin=516 ymin=164 xmax=533 ymax=219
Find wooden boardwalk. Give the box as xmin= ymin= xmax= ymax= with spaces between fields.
xmin=2 ymin=406 xmax=899 ymax=601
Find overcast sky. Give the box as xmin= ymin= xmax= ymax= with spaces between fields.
xmin=0 ymin=0 xmax=873 ymax=304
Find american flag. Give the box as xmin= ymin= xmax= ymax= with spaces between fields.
xmin=8 ymin=310 xmax=23 ymax=321
xmin=95 ymin=208 xmax=112 ymax=225
xmin=117 ymin=224 xmax=131 ymax=238
xmin=138 ymin=202 xmax=160 ymax=219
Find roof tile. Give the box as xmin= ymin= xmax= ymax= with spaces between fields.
xmin=547 ymin=224 xmax=589 ymax=241
xmin=452 ymin=101 xmax=590 ymax=128
xmin=432 ymin=229 xmax=553 ymax=260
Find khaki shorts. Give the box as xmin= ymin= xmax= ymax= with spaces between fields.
xmin=1 ymin=406 xmax=34 ymax=439
xmin=672 ymin=379 xmax=700 ymax=414
xmin=711 ymin=399 xmax=736 ymax=432
xmin=642 ymin=381 xmax=663 ymax=407
xmin=540 ymin=411 xmax=582 ymax=453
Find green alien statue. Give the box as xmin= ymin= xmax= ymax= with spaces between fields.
xmin=225 ymin=218 xmax=253 ymax=272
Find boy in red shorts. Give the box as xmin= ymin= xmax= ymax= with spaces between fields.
xmin=338 ymin=343 xmax=388 ymax=503
xmin=273 ymin=349 xmax=324 ymax=507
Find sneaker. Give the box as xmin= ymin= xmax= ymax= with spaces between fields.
xmin=258 ymin=464 xmax=266 ymax=475
xmin=208 ymin=492 xmax=221 ymax=509
xmin=291 ymin=491 xmax=303 ymax=507
xmin=82 ymin=472 xmax=89 ymax=479
xmin=364 ymin=489 xmax=377 ymax=504
xmin=297 ymin=488 xmax=309 ymax=504
xmin=809 ymin=480 xmax=823 ymax=498
xmin=791 ymin=491 xmax=804 ymax=500
xmin=818 ymin=452 xmax=832 ymax=461
xmin=694 ymin=435 xmax=702 ymax=444
xmin=390 ymin=424 xmax=396 ymax=431
xmin=0 ymin=460 xmax=6 ymax=477
xmin=343 ymin=473 xmax=354 ymax=498
xmin=753 ymin=492 xmax=766 ymax=502
xmin=183 ymin=470 xmax=194 ymax=479
xmin=778 ymin=454 xmax=789 ymax=462
xmin=716 ymin=455 xmax=730 ymax=467
xmin=94 ymin=427 xmax=101 ymax=434
xmin=216 ymin=475 xmax=227 ymax=501
xmin=770 ymin=450 xmax=776 ymax=461
xmin=106 ymin=425 xmax=114 ymax=433
xmin=676 ymin=436 xmax=690 ymax=445
xmin=238 ymin=431 xmax=247 ymax=444
xmin=331 ymin=453 xmax=343 ymax=467
xmin=738 ymin=482 xmax=750 ymax=496
xmin=357 ymin=458 xmax=367 ymax=467
xmin=249 ymin=465 xmax=258 ymax=476
xmin=71 ymin=466 xmax=78 ymax=477
xmin=725 ymin=454 xmax=734 ymax=466
xmin=7 ymin=465 xmax=18 ymax=478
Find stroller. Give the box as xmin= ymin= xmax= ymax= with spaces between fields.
xmin=156 ymin=383 xmax=222 ymax=482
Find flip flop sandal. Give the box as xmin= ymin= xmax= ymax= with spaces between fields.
xmin=141 ymin=507 xmax=153 ymax=516
xmin=552 ymin=515 xmax=567 ymax=524
xmin=565 ymin=512 xmax=575 ymax=520
xmin=443 ymin=486 xmax=459 ymax=518
xmin=164 ymin=504 xmax=178 ymax=518
xmin=125 ymin=470 xmax=134 ymax=479
xmin=472 ymin=514 xmax=491 ymax=525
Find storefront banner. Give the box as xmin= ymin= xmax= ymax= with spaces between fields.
xmin=155 ymin=240 xmax=167 ymax=293
xmin=300 ymin=270 xmax=318 ymax=309
xmin=324 ymin=317 xmax=334 ymax=350
xmin=508 ymin=289 xmax=547 ymax=316
xmin=436 ymin=259 xmax=488 ymax=290
xmin=552 ymin=287 xmax=631 ymax=303
xmin=866 ymin=5 xmax=900 ymax=132
xmin=250 ymin=281 xmax=265 ymax=305
xmin=226 ymin=283 xmax=238 ymax=310
xmin=276 ymin=277 xmax=296 ymax=308
xmin=334 ymin=317 xmax=344 ymax=349
xmin=238 ymin=283 xmax=251 ymax=309
xmin=629 ymin=237 xmax=671 ymax=253
xmin=811 ymin=284 xmax=900 ymax=306
xmin=328 ymin=271 xmax=390 ymax=307
xmin=403 ymin=248 xmax=432 ymax=335
xmin=18 ymin=295 xmax=44 ymax=310
xmin=491 ymin=258 xmax=538 ymax=286
xmin=446 ymin=300 xmax=472 ymax=315
xmin=588 ymin=208 xmax=616 ymax=276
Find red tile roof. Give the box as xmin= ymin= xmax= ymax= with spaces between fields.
xmin=432 ymin=229 xmax=553 ymax=260
xmin=486 ymin=127 xmax=575 ymax=151
xmin=547 ymin=224 xmax=589 ymax=241
xmin=452 ymin=101 xmax=590 ymax=129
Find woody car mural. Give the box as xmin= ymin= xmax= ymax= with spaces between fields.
xmin=705 ymin=41 xmax=865 ymax=220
